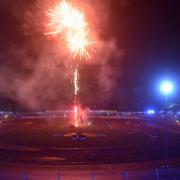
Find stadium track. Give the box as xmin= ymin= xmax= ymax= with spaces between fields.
xmin=0 ymin=117 xmax=180 ymax=165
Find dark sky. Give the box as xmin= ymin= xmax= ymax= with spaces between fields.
xmin=0 ymin=0 xmax=180 ymax=111
xmin=108 ymin=0 xmax=180 ymax=110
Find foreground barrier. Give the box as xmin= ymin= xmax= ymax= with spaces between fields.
xmin=0 ymin=167 xmax=179 ymax=180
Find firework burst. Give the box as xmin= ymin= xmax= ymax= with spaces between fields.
xmin=47 ymin=0 xmax=95 ymax=60
xmin=47 ymin=1 xmax=86 ymax=35
xmin=67 ymin=31 xmax=94 ymax=60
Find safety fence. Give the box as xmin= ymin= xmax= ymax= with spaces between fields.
xmin=0 ymin=167 xmax=179 ymax=180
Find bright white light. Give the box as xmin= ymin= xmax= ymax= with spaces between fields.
xmin=4 ymin=114 xmax=8 ymax=119
xmin=147 ymin=109 xmax=155 ymax=115
xmin=160 ymin=81 xmax=174 ymax=95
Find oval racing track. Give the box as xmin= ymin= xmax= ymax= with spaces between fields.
xmin=0 ymin=117 xmax=180 ymax=165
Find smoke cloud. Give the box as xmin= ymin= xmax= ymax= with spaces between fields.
xmin=0 ymin=0 xmax=124 ymax=111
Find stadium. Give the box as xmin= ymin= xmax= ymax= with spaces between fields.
xmin=1 ymin=0 xmax=180 ymax=179
xmin=0 ymin=110 xmax=180 ymax=179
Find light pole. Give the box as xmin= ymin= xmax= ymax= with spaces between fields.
xmin=159 ymin=81 xmax=174 ymax=164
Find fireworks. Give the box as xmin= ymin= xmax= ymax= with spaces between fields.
xmin=47 ymin=0 xmax=96 ymax=127
xmin=67 ymin=31 xmax=95 ymax=60
xmin=47 ymin=0 xmax=86 ymax=35
xmin=47 ymin=0 xmax=94 ymax=60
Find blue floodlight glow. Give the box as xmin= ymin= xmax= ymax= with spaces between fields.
xmin=147 ymin=109 xmax=155 ymax=115
xmin=160 ymin=81 xmax=174 ymax=95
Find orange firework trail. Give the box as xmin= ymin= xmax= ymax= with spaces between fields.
xmin=74 ymin=68 xmax=79 ymax=126
xmin=74 ymin=68 xmax=79 ymax=96
xmin=47 ymin=0 xmax=96 ymax=126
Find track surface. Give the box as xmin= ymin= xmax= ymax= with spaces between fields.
xmin=0 ymin=117 xmax=180 ymax=165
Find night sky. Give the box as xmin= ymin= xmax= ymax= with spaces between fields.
xmin=107 ymin=0 xmax=180 ymax=110
xmin=0 ymin=0 xmax=180 ymax=111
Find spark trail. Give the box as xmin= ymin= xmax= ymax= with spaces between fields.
xmin=74 ymin=68 xmax=79 ymax=126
